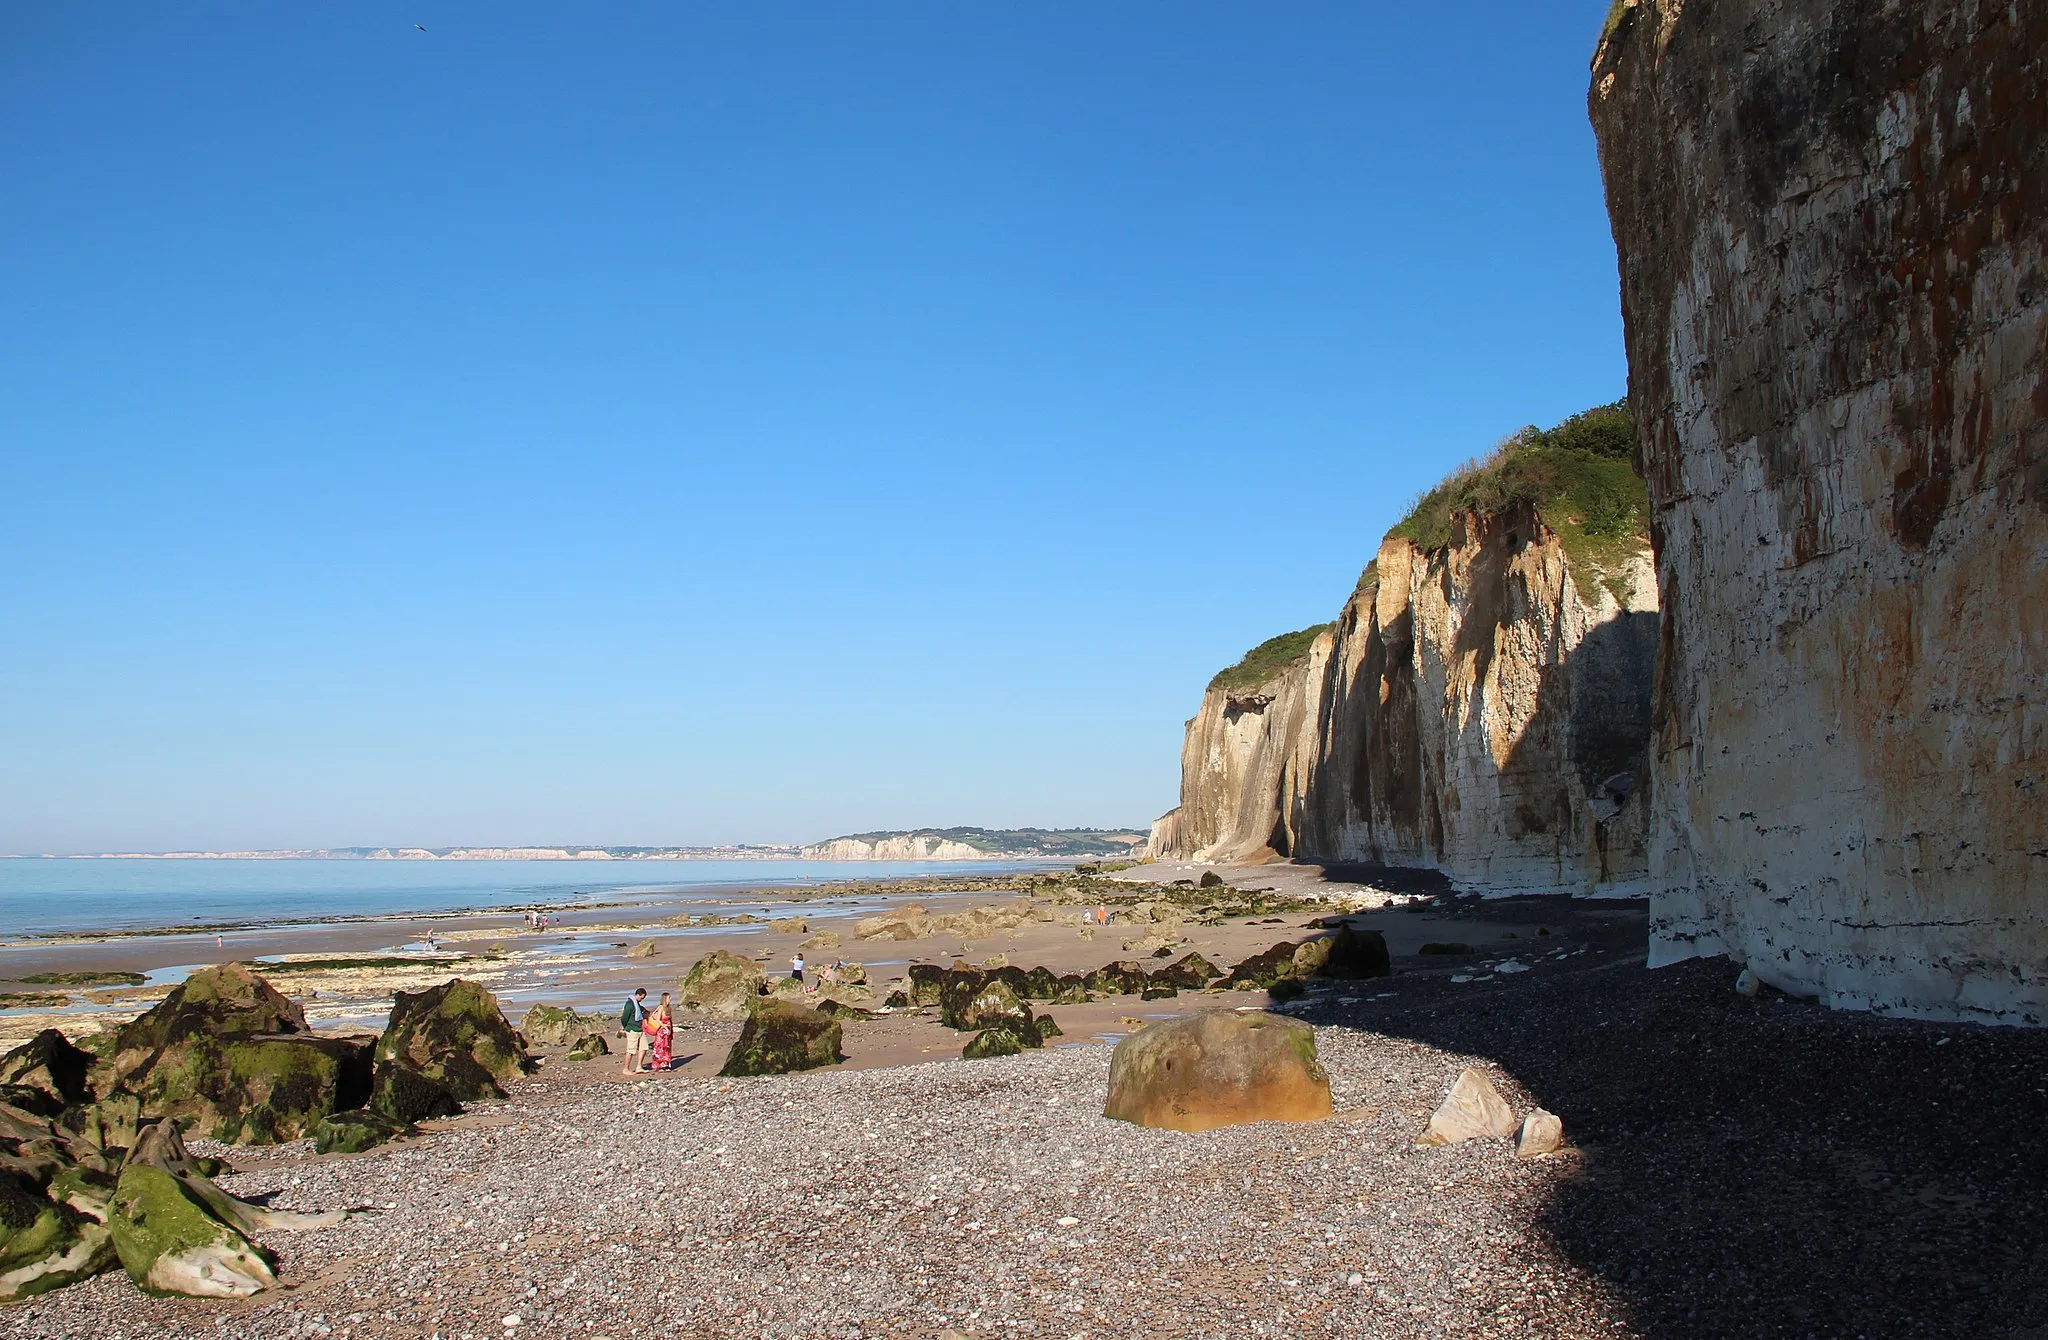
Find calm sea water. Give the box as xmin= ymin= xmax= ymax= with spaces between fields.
xmin=0 ymin=857 xmax=1053 ymax=937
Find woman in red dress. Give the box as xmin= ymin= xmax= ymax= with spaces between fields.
xmin=646 ymin=992 xmax=675 ymax=1071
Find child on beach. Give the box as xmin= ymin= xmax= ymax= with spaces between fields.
xmin=790 ymin=952 xmax=805 ymax=985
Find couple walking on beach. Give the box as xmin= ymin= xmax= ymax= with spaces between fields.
xmin=620 ymin=986 xmax=674 ymax=1075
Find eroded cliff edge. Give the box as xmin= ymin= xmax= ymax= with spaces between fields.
xmin=1154 ymin=409 xmax=1662 ymax=897
xmin=1590 ymin=1 xmax=2046 ymax=1022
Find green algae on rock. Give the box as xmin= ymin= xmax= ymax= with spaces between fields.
xmin=717 ymin=1002 xmax=842 ymax=1077
xmin=678 ymin=949 xmax=769 ymax=1019
xmin=376 ymin=979 xmax=531 ymax=1103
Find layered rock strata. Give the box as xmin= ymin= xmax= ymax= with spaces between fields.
xmin=1157 ymin=513 xmax=1660 ymax=896
xmin=1591 ymin=1 xmax=2047 ymax=1022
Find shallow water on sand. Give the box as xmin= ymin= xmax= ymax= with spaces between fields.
xmin=0 ymin=857 xmax=1049 ymax=937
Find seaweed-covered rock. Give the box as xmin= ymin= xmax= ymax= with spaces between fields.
xmin=95 ymin=964 xmax=374 ymax=1145
xmin=108 ymin=1121 xmax=344 ymax=1298
xmin=0 ymin=1170 xmax=116 ymax=1302
xmin=1104 ymin=1009 xmax=1332 ymax=1133
xmin=310 ymin=1108 xmax=410 ymax=1156
xmin=678 ymin=950 xmax=769 ymax=1019
xmin=367 ymin=1060 xmax=461 ymax=1126
xmin=941 ymin=976 xmax=1034 ymax=1033
xmin=1021 ymin=966 xmax=1061 ymax=1000
xmin=883 ymin=990 xmax=912 ymax=1009
xmin=1050 ymin=973 xmax=1090 ymax=1004
xmin=814 ymin=999 xmax=877 ymax=1022
xmin=1152 ymin=952 xmax=1220 ymax=991
xmin=1224 ymin=942 xmax=1302 ymax=990
xmin=906 ymin=963 xmax=945 ymax=1006
xmin=1084 ymin=961 xmax=1152 ymax=997
xmin=377 ymin=980 xmax=531 ymax=1103
xmin=961 ymin=1027 xmax=1027 ymax=1060
xmin=716 ymin=1002 xmax=842 ymax=1078
xmin=518 ymin=1005 xmax=615 ymax=1047
xmin=1316 ymin=925 xmax=1391 ymax=979
xmin=564 ymin=1031 xmax=610 ymax=1060
xmin=0 ymin=1031 xmax=95 ymax=1110
xmin=1140 ymin=985 xmax=1179 ymax=1001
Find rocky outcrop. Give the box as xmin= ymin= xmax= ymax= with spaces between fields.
xmin=1103 ymin=1011 xmax=1332 ymax=1133
xmin=678 ymin=950 xmax=769 ymax=1019
xmin=717 ymin=1003 xmax=843 ymax=1077
xmin=375 ymin=980 xmax=530 ymax=1102
xmin=1591 ymin=2 xmax=2047 ymax=1022
xmin=1157 ymin=511 xmax=1659 ymax=895
xmin=99 ymin=965 xmax=373 ymax=1145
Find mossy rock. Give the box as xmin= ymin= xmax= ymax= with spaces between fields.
xmin=120 ymin=1033 xmax=373 ymax=1147
xmin=961 ymin=1028 xmax=1026 ymax=1060
xmin=1316 ymin=926 xmax=1391 ymax=979
xmin=1020 ymin=966 xmax=1063 ymax=1000
xmin=814 ymin=999 xmax=876 ymax=1022
xmin=377 ymin=980 xmax=530 ymax=1103
xmin=882 ymin=990 xmax=912 ymax=1009
xmin=1140 ymin=985 xmax=1179 ymax=1001
xmin=1084 ymin=961 xmax=1151 ymax=997
xmin=368 ymin=1061 xmax=461 ymax=1126
xmin=518 ymin=1004 xmax=614 ymax=1047
xmin=1153 ymin=952 xmax=1220 ymax=991
xmin=1224 ymin=943 xmax=1302 ymax=990
xmin=0 ymin=1173 xmax=117 ymax=1302
xmin=566 ymin=1031 xmax=610 ymax=1057
xmin=1267 ymin=978 xmax=1307 ymax=1002
xmin=678 ymin=950 xmax=769 ymax=1019
xmin=0 ymin=1032 xmax=95 ymax=1110
xmin=940 ymin=974 xmax=1033 ymax=1032
xmin=905 ymin=964 xmax=946 ymax=1007
xmin=111 ymin=964 xmax=306 ymax=1062
xmin=1050 ymin=974 xmax=1091 ymax=1004
xmin=311 ymin=1108 xmax=410 ymax=1156
xmin=716 ymin=1002 xmax=842 ymax=1078
xmin=107 ymin=1163 xmax=275 ymax=1297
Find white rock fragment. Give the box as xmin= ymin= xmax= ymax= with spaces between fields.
xmin=1417 ymin=1068 xmax=1516 ymax=1145
xmin=1515 ymin=1109 xmax=1565 ymax=1159
xmin=1735 ymin=968 xmax=1760 ymax=997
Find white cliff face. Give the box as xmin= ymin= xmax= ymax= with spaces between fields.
xmin=798 ymin=836 xmax=990 ymax=861
xmin=1592 ymin=1 xmax=2048 ymax=1022
xmin=1160 ymin=513 xmax=1660 ymax=895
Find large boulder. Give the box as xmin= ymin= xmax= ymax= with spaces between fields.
xmin=1103 ymin=1010 xmax=1332 ymax=1133
xmin=367 ymin=1060 xmax=461 ymax=1126
xmin=906 ymin=963 xmax=946 ymax=1006
xmin=377 ymin=980 xmax=530 ymax=1103
xmin=0 ymin=1031 xmax=96 ymax=1111
xmin=1315 ymin=926 xmax=1391 ymax=979
xmin=517 ymin=1004 xmax=616 ymax=1047
xmin=0 ymin=1168 xmax=116 ymax=1302
xmin=92 ymin=964 xmax=374 ymax=1145
xmin=678 ymin=950 xmax=768 ymax=1019
xmin=310 ymin=1108 xmax=411 ymax=1157
xmin=1084 ymin=961 xmax=1152 ymax=997
xmin=937 ymin=970 xmax=1036 ymax=1032
xmin=1152 ymin=952 xmax=1220 ymax=991
xmin=106 ymin=1121 xmax=321 ymax=1298
xmin=716 ymin=1002 xmax=842 ymax=1078
xmin=1223 ymin=943 xmax=1301 ymax=990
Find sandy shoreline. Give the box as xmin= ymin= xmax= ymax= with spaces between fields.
xmin=11 ymin=872 xmax=2044 ymax=1339
xmin=0 ymin=862 xmax=1502 ymax=1052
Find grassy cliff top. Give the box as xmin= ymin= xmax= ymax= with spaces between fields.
xmin=1209 ymin=624 xmax=1334 ymax=693
xmin=1384 ymin=401 xmax=1647 ymax=595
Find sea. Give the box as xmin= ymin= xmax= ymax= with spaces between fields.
xmin=0 ymin=857 xmax=1056 ymax=938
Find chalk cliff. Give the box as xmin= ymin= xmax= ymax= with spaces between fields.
xmin=1157 ymin=499 xmax=1660 ymax=896
xmin=1591 ymin=1 xmax=2047 ymax=1021
xmin=800 ymin=836 xmax=989 ymax=861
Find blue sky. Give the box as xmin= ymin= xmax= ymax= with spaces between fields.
xmin=0 ymin=3 xmax=1625 ymax=853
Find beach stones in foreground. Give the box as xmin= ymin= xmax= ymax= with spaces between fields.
xmin=680 ymin=949 xmax=769 ymax=1019
xmin=717 ymin=1001 xmax=843 ymax=1077
xmin=1103 ymin=1009 xmax=1332 ymax=1133
xmin=1418 ymin=1068 xmax=1516 ymax=1145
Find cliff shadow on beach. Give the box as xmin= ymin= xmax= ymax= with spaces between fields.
xmin=1308 ymin=916 xmax=2048 ymax=1339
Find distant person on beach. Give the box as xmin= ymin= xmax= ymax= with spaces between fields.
xmin=647 ymin=991 xmax=674 ymax=1071
xmin=620 ymin=987 xmax=650 ymax=1076
xmin=790 ymin=952 xmax=805 ymax=985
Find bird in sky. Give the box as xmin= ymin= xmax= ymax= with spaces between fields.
xmin=414 ymin=23 xmax=427 ymax=32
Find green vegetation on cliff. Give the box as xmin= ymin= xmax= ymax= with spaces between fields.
xmin=1385 ymin=401 xmax=1646 ymax=596
xmin=1209 ymin=624 xmax=1334 ymax=693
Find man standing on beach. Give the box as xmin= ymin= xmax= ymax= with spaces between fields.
xmin=620 ymin=987 xmax=649 ymax=1076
